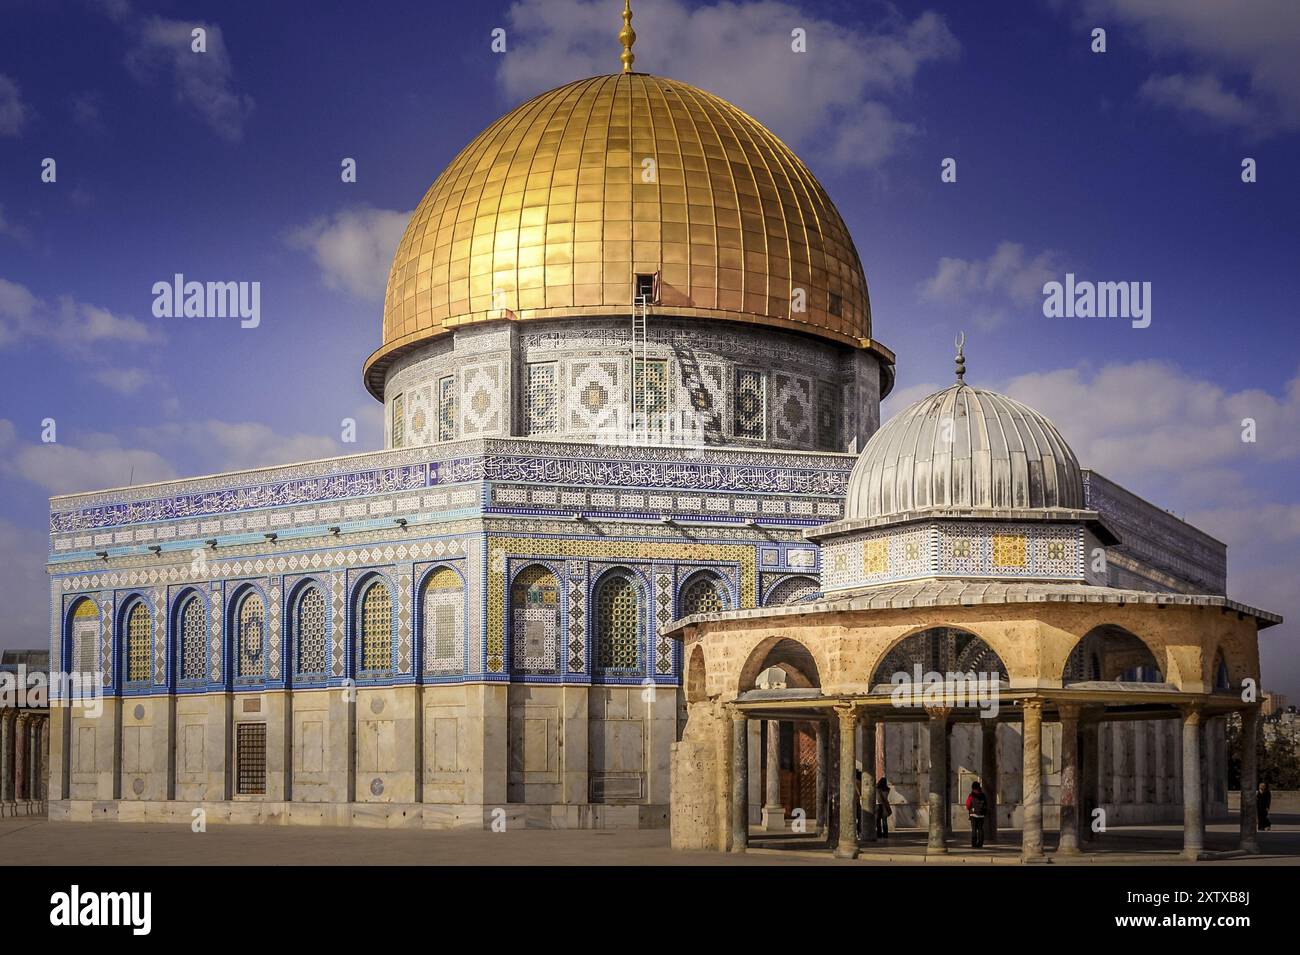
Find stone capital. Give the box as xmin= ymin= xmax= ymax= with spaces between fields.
xmin=923 ymin=704 xmax=952 ymax=722
xmin=1056 ymin=702 xmax=1083 ymax=722
xmin=1179 ymin=702 xmax=1205 ymax=724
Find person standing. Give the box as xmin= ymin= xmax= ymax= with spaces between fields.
xmin=1258 ymin=781 xmax=1272 ymax=831
xmin=876 ymin=777 xmax=892 ymax=838
xmin=965 ymin=781 xmax=988 ymax=848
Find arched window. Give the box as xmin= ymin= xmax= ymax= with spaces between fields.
xmin=765 ymin=575 xmax=819 ymax=606
xmin=594 ymin=572 xmax=641 ymax=674
xmin=70 ymin=599 xmax=99 ymax=675
xmin=295 ymin=586 xmax=328 ymax=676
xmin=1214 ymin=650 xmax=1230 ymax=691
xmin=511 ymin=565 xmax=560 ymax=674
xmin=237 ymin=592 xmax=265 ymax=678
xmin=359 ymin=581 xmax=392 ymax=672
xmin=679 ymin=574 xmax=728 ymax=617
xmin=179 ymin=594 xmax=207 ymax=681
xmin=423 ymin=567 xmax=464 ymax=675
xmin=125 ymin=601 xmax=152 ymax=683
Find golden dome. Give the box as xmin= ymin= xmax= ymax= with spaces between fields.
xmin=366 ymin=71 xmax=879 ymax=398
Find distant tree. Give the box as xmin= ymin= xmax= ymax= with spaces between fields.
xmin=1226 ymin=712 xmax=1300 ymax=790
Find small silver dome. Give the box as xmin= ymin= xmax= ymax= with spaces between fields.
xmin=845 ymin=382 xmax=1085 ymax=520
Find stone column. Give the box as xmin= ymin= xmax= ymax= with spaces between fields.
xmin=1238 ymin=707 xmax=1260 ymax=854
xmin=14 ymin=714 xmax=28 ymax=801
xmin=1082 ymin=716 xmax=1101 ymax=841
xmin=815 ymin=721 xmax=828 ymax=835
xmin=730 ymin=712 xmax=748 ymax=853
xmin=981 ymin=719 xmax=999 ymax=844
xmin=861 ymin=715 xmax=877 ymax=843
xmin=1134 ymin=718 xmax=1148 ymax=806
xmin=1181 ymin=704 xmax=1204 ymax=860
xmin=28 ymin=718 xmax=40 ymax=800
xmin=834 ymin=705 xmax=859 ymax=859
xmin=1058 ymin=704 xmax=1081 ymax=854
xmin=761 ymin=720 xmax=784 ymax=830
xmin=0 ymin=710 xmax=13 ymax=802
xmin=925 ymin=706 xmax=950 ymax=854
xmin=1022 ymin=700 xmax=1045 ymax=861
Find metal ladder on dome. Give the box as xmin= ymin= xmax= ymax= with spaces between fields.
xmin=630 ymin=292 xmax=649 ymax=440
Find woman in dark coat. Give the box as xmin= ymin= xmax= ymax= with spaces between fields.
xmin=1258 ymin=782 xmax=1272 ymax=831
xmin=876 ymin=777 xmax=892 ymax=838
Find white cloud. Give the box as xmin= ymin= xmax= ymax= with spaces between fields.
xmin=0 ymin=422 xmax=177 ymax=496
xmin=92 ymin=367 xmax=152 ymax=395
xmin=1139 ymin=72 xmax=1258 ymax=129
xmin=1001 ymin=362 xmax=1300 ymax=487
xmin=917 ymin=241 xmax=1063 ymax=318
xmin=497 ymin=0 xmax=959 ymax=169
xmin=125 ymin=16 xmax=253 ymax=141
xmin=0 ymin=414 xmax=358 ymax=498
xmin=0 ymin=74 xmax=26 ymax=136
xmin=1078 ymin=0 xmax=1300 ymax=135
xmin=0 ymin=205 xmax=33 ymax=245
xmin=0 ymin=518 xmax=51 ymax=654
xmin=0 ymin=277 xmax=159 ymax=354
xmin=289 ymin=207 xmax=411 ymax=300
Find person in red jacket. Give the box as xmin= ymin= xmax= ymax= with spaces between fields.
xmin=965 ymin=781 xmax=988 ymax=848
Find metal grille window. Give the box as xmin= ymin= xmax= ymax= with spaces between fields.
xmin=391 ymin=393 xmax=405 ymax=448
xmin=437 ymin=376 xmax=457 ymax=441
xmin=236 ymin=723 xmax=267 ymax=795
xmin=360 ymin=581 xmax=392 ymax=671
xmin=180 ymin=595 xmax=207 ymax=680
xmin=126 ymin=602 xmax=151 ymax=682
xmin=72 ymin=600 xmax=99 ymax=675
xmin=735 ymin=368 xmax=766 ymax=439
xmin=511 ymin=565 xmax=560 ymax=674
xmin=680 ymin=576 xmax=726 ymax=617
xmin=525 ymin=363 xmax=558 ymax=435
xmin=295 ymin=587 xmax=327 ymax=675
xmin=594 ymin=574 xmax=640 ymax=673
xmin=237 ymin=593 xmax=265 ymax=678
xmin=422 ymin=568 xmax=463 ymax=674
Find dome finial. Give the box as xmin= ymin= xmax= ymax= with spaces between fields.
xmin=954 ymin=330 xmax=967 ymax=382
xmin=619 ymin=0 xmax=636 ymax=73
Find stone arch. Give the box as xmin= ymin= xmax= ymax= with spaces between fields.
xmin=418 ymin=563 xmax=467 ymax=677
xmin=738 ymin=634 xmax=823 ymax=692
xmin=1212 ymin=647 xmax=1231 ymax=692
xmin=286 ymin=576 xmax=330 ymax=683
xmin=116 ymin=592 xmax=156 ymax=687
xmin=64 ymin=596 xmax=100 ymax=676
xmin=686 ymin=644 xmax=707 ymax=702
xmin=225 ymin=582 xmax=270 ymax=683
xmin=1062 ymin=624 xmax=1165 ymax=684
xmin=170 ymin=586 xmax=209 ymax=686
xmin=764 ymin=574 xmax=819 ymax=606
xmin=591 ymin=565 xmax=650 ymax=677
xmin=351 ymin=572 xmax=395 ymax=676
xmin=869 ymin=626 xmax=1008 ymax=687
xmin=677 ymin=569 xmax=731 ymax=617
xmin=509 ymin=562 xmax=563 ymax=675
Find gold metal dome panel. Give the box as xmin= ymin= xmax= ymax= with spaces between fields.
xmin=366 ymin=72 xmax=875 ymax=397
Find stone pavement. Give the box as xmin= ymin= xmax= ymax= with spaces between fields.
xmin=2 ymin=813 xmax=1295 ymax=866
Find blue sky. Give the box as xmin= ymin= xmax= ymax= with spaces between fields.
xmin=2 ymin=0 xmax=1298 ymax=693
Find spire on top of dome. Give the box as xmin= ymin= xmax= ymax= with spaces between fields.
xmin=954 ymin=330 xmax=967 ymax=383
xmin=619 ymin=0 xmax=637 ymax=73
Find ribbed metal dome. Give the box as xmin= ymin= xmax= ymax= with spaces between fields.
xmin=845 ymin=382 xmax=1085 ymax=520
xmin=364 ymin=71 xmax=875 ymax=398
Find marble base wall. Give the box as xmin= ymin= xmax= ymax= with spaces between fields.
xmin=48 ymin=683 xmax=678 ymax=829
